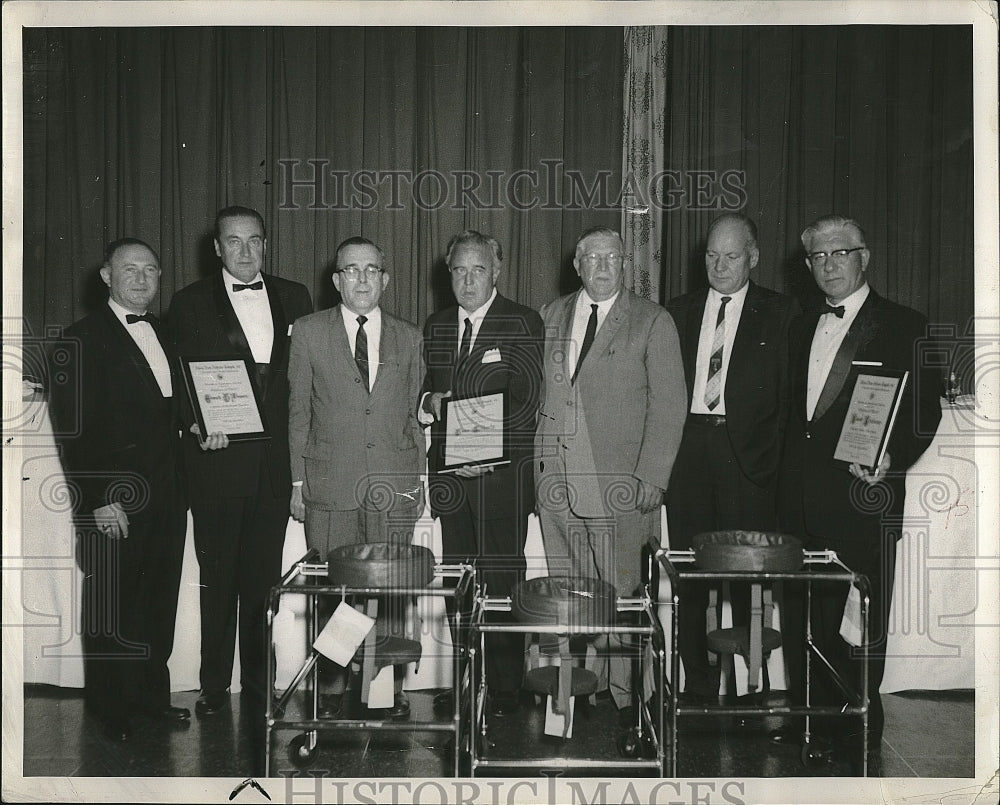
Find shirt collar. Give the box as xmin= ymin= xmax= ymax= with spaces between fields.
xmin=579 ymin=288 xmax=620 ymax=313
xmin=107 ymin=297 xmax=147 ymax=323
xmin=459 ymin=287 xmax=498 ymax=322
xmin=223 ymin=268 xmax=264 ymax=290
xmin=340 ymin=305 xmax=381 ymax=328
xmin=828 ymin=283 xmax=870 ymax=316
xmin=708 ymin=281 xmax=749 ymax=307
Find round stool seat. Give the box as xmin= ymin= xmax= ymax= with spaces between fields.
xmin=523 ymin=665 xmax=600 ymax=698
xmin=327 ymin=542 xmax=435 ymax=589
xmin=706 ymin=626 xmax=782 ymax=657
xmin=692 ymin=530 xmax=803 ymax=572
xmin=511 ymin=576 xmax=617 ymax=628
xmin=367 ymin=635 xmax=423 ymax=669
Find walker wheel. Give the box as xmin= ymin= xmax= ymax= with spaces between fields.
xmin=288 ymin=733 xmax=318 ymax=768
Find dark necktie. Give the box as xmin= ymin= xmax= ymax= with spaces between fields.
xmin=458 ymin=317 xmax=473 ymax=364
xmin=125 ymin=312 xmax=155 ymax=324
xmin=233 ymin=281 xmax=263 ymax=292
xmin=355 ymin=315 xmax=370 ymax=393
xmin=823 ymin=304 xmax=846 ymax=318
xmin=572 ymin=304 xmax=599 ymax=384
xmin=704 ymin=295 xmax=731 ymax=411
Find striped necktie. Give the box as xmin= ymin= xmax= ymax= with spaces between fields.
xmin=704 ymin=296 xmax=731 ymax=410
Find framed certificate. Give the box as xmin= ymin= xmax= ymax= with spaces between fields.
xmin=440 ymin=391 xmax=510 ymax=473
xmin=833 ymin=368 xmax=908 ymax=471
xmin=180 ymin=356 xmax=270 ymax=442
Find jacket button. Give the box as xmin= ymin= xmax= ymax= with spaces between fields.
xmin=366 ymin=443 xmax=375 ymax=449
xmin=539 ymin=461 xmax=545 ymax=472
xmin=355 ymin=377 xmax=361 ymax=383
xmin=365 ymin=409 xmax=371 ymax=415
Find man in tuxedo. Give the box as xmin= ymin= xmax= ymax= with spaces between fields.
xmin=48 ymin=238 xmax=189 ymax=740
xmin=420 ymin=230 xmax=544 ymax=718
xmin=776 ymin=214 xmax=941 ymax=754
xmin=664 ymin=214 xmax=797 ymax=702
xmin=288 ymin=236 xmax=423 ymax=720
xmin=534 ymin=227 xmax=687 ymax=743
xmin=167 ymin=206 xmax=313 ymax=714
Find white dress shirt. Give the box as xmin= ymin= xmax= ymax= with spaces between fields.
xmin=568 ymin=289 xmax=619 ymax=378
xmin=456 ymin=287 xmax=498 ymax=355
xmin=690 ymin=283 xmax=749 ymax=415
xmin=806 ymin=283 xmax=871 ymax=419
xmin=341 ymin=305 xmax=382 ymax=390
xmin=223 ymin=269 xmax=274 ymax=364
xmin=108 ymin=298 xmax=172 ymax=397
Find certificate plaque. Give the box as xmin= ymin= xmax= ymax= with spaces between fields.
xmin=440 ymin=391 xmax=510 ymax=472
xmin=180 ymin=357 xmax=270 ymax=442
xmin=833 ymin=368 xmax=908 ymax=470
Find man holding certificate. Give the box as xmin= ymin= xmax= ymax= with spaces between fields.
xmin=167 ymin=206 xmax=313 ymax=714
xmin=420 ymin=230 xmax=544 ymax=718
xmin=775 ymin=214 xmax=941 ymax=755
xmin=288 ymin=236 xmax=424 ymax=720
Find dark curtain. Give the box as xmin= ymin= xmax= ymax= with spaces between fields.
xmin=22 ymin=27 xmax=624 ymax=333
xmin=661 ymin=25 xmax=973 ymax=331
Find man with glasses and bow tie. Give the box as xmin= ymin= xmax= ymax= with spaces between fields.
xmin=49 ymin=238 xmax=189 ymax=741
xmin=288 ymin=236 xmax=424 ymax=720
xmin=167 ymin=205 xmax=312 ymax=716
xmin=420 ymin=230 xmax=544 ymax=719
xmin=534 ymin=226 xmax=687 ymax=752
xmin=774 ymin=214 xmax=941 ymax=761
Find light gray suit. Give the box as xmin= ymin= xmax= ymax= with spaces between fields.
xmin=534 ymin=288 xmax=687 ymax=707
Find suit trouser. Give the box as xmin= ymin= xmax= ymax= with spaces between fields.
xmin=191 ymin=461 xmax=289 ymax=697
xmin=781 ymin=534 xmax=897 ymax=742
xmin=304 ymin=499 xmax=422 ymax=694
xmin=665 ymin=422 xmax=777 ymax=696
xmin=78 ymin=477 xmax=186 ymax=721
xmin=438 ymin=503 xmax=528 ymax=694
xmin=537 ymin=501 xmax=659 ymax=710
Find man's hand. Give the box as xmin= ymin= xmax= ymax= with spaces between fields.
xmin=635 ymin=479 xmax=664 ymax=514
xmin=850 ymin=451 xmax=892 ymax=486
xmin=424 ymin=391 xmax=452 ymax=422
xmin=290 ymin=485 xmax=305 ymax=522
xmin=454 ymin=465 xmax=495 ymax=479
xmin=94 ymin=502 xmax=129 ymax=539
xmin=191 ymin=422 xmax=229 ymax=451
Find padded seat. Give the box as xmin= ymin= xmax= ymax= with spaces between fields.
xmin=511 ymin=576 xmax=617 ymax=629
xmin=327 ymin=542 xmax=435 ymax=589
xmin=367 ymin=635 xmax=423 ymax=669
xmin=692 ymin=530 xmax=803 ymax=573
xmin=707 ymin=626 xmax=782 ymax=657
xmin=523 ymin=665 xmax=599 ymax=698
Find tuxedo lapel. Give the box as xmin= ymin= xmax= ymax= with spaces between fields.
xmin=812 ymin=295 xmax=876 ymax=421
xmin=98 ymin=306 xmax=169 ymax=413
xmin=263 ymin=275 xmax=289 ymax=379
xmin=212 ymin=273 xmax=252 ymax=357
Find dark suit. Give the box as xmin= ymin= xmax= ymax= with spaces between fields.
xmin=778 ymin=288 xmax=941 ymax=740
xmin=422 ymin=293 xmax=544 ymax=693
xmin=167 ymin=272 xmax=312 ymax=696
xmin=48 ymin=305 xmax=187 ymax=725
xmin=664 ymin=281 xmax=797 ymax=696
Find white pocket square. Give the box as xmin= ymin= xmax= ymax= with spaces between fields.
xmin=481 ymin=348 xmax=502 ymax=364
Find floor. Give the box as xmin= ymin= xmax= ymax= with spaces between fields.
xmin=22 ymin=684 xmax=975 ymax=780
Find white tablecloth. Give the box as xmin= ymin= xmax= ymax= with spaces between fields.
xmin=12 ymin=395 xmax=978 ymax=694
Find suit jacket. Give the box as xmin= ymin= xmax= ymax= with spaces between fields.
xmin=422 ymin=293 xmax=544 ymax=521
xmin=48 ymin=305 xmax=184 ymax=516
xmin=288 ymin=306 xmax=424 ymax=510
xmin=778 ymin=288 xmax=942 ymax=549
xmin=665 ymin=281 xmax=798 ymax=487
xmin=167 ymin=272 xmax=313 ymax=499
xmin=534 ymin=289 xmax=687 ymax=518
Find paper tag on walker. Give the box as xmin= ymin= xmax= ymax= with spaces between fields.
xmin=543 ymin=694 xmax=575 ymax=738
xmin=313 ymin=601 xmax=375 ymax=665
xmin=367 ymin=665 xmax=394 ymax=709
xmin=839 ymin=584 xmax=863 ymax=647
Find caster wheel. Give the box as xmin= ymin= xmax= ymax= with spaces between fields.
xmin=288 ymin=733 xmax=318 ymax=768
xmin=617 ymin=727 xmax=643 ymax=758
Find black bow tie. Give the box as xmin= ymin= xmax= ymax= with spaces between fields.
xmin=125 ymin=312 xmax=155 ymax=324
xmin=233 ymin=281 xmax=263 ymax=292
xmin=822 ymin=304 xmax=846 ymax=318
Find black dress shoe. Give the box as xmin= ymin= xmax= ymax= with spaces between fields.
xmin=195 ymin=690 xmax=230 ymax=716
xmin=768 ymin=726 xmax=803 ymax=745
xmin=317 ymin=693 xmax=343 ymax=719
xmin=488 ymin=691 xmax=520 ymax=717
xmin=143 ymin=704 xmax=192 ymax=723
xmin=386 ymin=693 xmax=411 ymax=720
xmin=433 ymin=689 xmax=455 ymax=716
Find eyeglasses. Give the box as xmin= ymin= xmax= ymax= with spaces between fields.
xmin=807 ymin=247 xmax=865 ymax=266
xmin=449 ymin=265 xmax=491 ymax=279
xmin=337 ymin=266 xmax=383 ymax=281
xmin=581 ymin=252 xmax=623 ymax=267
